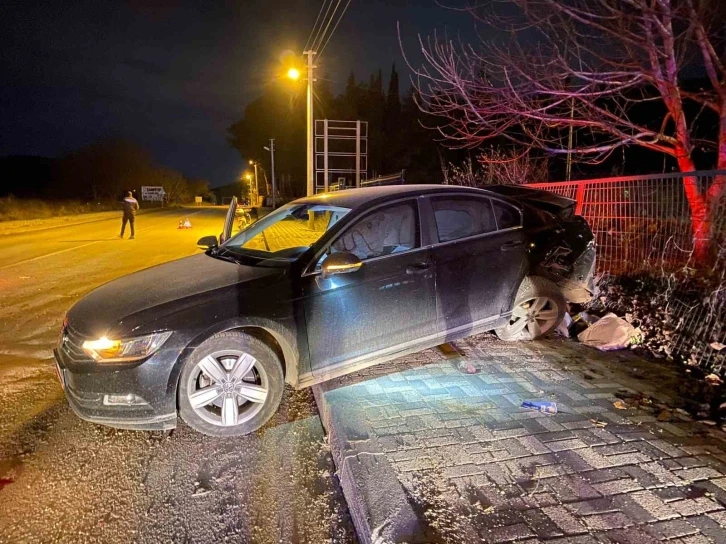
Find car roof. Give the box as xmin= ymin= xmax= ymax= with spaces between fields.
xmin=293 ymin=184 xmax=503 ymax=209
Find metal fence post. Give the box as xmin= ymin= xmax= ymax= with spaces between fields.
xmin=575 ymin=182 xmax=586 ymax=216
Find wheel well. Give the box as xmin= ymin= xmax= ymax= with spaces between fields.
xmin=233 ymin=326 xmax=287 ymax=378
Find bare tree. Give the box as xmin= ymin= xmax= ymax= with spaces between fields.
xmin=479 ymin=147 xmax=550 ymax=185
xmin=403 ymin=0 xmax=725 ymax=260
xmin=445 ymin=148 xmax=549 ymax=187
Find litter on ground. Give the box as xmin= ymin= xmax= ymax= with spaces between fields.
xmin=521 ymin=400 xmax=558 ymax=414
xmin=578 ymin=313 xmax=639 ymax=351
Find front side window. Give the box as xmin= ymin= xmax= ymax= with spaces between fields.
xmin=224 ymin=204 xmax=350 ymax=261
xmin=329 ymin=202 xmax=419 ymax=261
xmin=492 ymin=200 xmax=521 ymax=230
xmin=431 ymin=197 xmax=496 ymax=242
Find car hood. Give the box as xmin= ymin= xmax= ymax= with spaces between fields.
xmin=68 ymin=253 xmax=282 ymax=336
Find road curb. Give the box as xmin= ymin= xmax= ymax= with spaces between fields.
xmin=313 ymin=382 xmax=423 ymax=544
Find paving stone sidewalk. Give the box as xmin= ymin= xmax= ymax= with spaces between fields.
xmin=313 ymin=334 xmax=726 ymax=544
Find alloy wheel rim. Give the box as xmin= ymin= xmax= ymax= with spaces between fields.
xmin=505 ymin=296 xmax=559 ymax=339
xmin=186 ymin=349 xmax=269 ymax=427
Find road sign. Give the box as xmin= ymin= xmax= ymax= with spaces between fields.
xmin=141 ymin=186 xmax=165 ymax=201
xmin=194 ymin=196 xmax=202 ymax=205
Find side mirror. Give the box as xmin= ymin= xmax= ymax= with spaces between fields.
xmin=197 ymin=235 xmax=218 ymax=249
xmin=321 ymin=252 xmax=363 ymax=278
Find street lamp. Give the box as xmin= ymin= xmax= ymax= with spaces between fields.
xmin=264 ymin=139 xmax=276 ymax=209
xmin=243 ymin=172 xmax=253 ymax=204
xmin=286 ymin=51 xmax=315 ymax=197
xmin=248 ymin=160 xmax=259 ymax=205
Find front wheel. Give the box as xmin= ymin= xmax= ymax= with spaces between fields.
xmin=495 ymin=276 xmax=566 ymax=342
xmin=178 ymin=331 xmax=284 ymax=436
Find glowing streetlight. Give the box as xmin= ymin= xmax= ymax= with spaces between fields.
xmin=248 ymin=161 xmax=259 ymax=205
xmin=283 ymin=52 xmax=315 ymax=196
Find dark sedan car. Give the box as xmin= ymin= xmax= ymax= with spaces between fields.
xmin=55 ymin=185 xmax=595 ymax=436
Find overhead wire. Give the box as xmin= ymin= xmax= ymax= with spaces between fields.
xmin=316 ymin=0 xmax=352 ymax=59
xmin=303 ymin=0 xmax=332 ymax=52
xmin=311 ymin=0 xmax=343 ymax=53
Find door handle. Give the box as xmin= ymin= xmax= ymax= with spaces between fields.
xmin=501 ymin=241 xmax=524 ymax=252
xmin=406 ymin=262 xmax=431 ymax=275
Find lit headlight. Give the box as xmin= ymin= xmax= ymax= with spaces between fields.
xmin=82 ymin=332 xmax=172 ymax=362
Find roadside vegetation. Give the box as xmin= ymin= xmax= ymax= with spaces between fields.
xmin=0 ymin=139 xmax=213 ymax=211
xmin=0 ymin=196 xmax=122 ymax=222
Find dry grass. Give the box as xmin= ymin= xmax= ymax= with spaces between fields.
xmin=0 ymin=197 xmax=118 ymax=222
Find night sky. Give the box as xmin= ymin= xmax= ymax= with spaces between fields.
xmin=1 ymin=0 xmax=471 ymax=187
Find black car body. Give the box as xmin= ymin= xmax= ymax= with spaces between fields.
xmin=55 ymin=185 xmax=595 ymax=435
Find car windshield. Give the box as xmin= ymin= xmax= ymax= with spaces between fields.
xmin=222 ymin=203 xmax=351 ymax=262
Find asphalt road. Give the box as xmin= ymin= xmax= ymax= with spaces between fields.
xmin=0 ymin=208 xmax=356 ymax=544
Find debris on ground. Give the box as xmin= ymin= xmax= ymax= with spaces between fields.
xmin=456 ymin=360 xmax=479 ymax=374
xmin=566 ymin=307 xmax=600 ymax=338
xmin=405 ymin=470 xmax=483 ymax=544
xmin=520 ymin=400 xmax=557 ymax=414
xmin=578 ymin=313 xmax=639 ymax=351
xmin=555 ymin=312 xmax=572 ymax=338
xmin=613 ymin=400 xmax=628 ymax=410
xmin=705 ymin=373 xmax=723 ymax=386
xmin=711 ymin=342 xmax=725 ymax=351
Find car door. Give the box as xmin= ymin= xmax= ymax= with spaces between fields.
xmin=425 ymin=195 xmax=527 ymax=338
xmin=302 ymin=199 xmax=437 ymax=374
xmin=219 ymin=196 xmax=237 ymax=243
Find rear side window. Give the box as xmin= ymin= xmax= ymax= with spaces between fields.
xmin=492 ymin=200 xmax=521 ymax=230
xmin=431 ymin=197 xmax=496 ymax=242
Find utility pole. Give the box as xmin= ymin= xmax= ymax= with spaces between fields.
xmin=303 ymin=50 xmax=316 ymax=196
xmin=249 ymin=160 xmax=259 ymax=205
xmin=265 ymin=139 xmax=277 ymax=209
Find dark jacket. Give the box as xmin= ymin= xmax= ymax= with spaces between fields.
xmin=123 ymin=197 xmax=139 ymax=218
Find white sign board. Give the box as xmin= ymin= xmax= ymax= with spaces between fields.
xmin=195 ymin=196 xmax=202 ymax=204
xmin=141 ymin=186 xmax=165 ymax=201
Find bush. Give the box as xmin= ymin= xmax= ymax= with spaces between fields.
xmin=0 ymin=196 xmax=118 ymax=222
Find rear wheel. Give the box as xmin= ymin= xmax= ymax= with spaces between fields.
xmin=178 ymin=331 xmax=283 ymax=436
xmin=495 ymin=276 xmax=565 ymax=341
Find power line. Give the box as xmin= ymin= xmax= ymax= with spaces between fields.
xmin=308 ymin=0 xmax=337 ymax=52
xmin=303 ymin=0 xmax=331 ymax=52
xmin=311 ymin=0 xmax=343 ymax=52
xmin=317 ymin=0 xmax=353 ymax=59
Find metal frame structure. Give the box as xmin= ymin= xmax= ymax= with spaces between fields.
xmin=314 ymin=119 xmax=368 ymax=194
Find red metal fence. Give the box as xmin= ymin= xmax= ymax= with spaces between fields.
xmin=529 ymin=170 xmax=726 ymax=374
xmin=528 ymin=170 xmax=726 ymax=275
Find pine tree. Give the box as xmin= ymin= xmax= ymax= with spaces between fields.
xmin=385 ymin=64 xmax=401 ymax=121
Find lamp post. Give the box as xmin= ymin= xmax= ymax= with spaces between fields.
xmin=248 ymin=160 xmax=259 ymax=205
xmin=264 ymin=139 xmax=276 ymax=209
xmin=286 ymin=52 xmax=315 ymax=197
xmin=244 ymin=172 xmax=253 ymax=204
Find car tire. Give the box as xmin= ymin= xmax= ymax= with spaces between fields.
xmin=178 ymin=331 xmax=284 ymax=437
xmin=495 ymin=276 xmax=566 ymax=342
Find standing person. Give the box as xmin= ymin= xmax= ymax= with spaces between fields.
xmin=120 ymin=191 xmax=139 ymax=239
